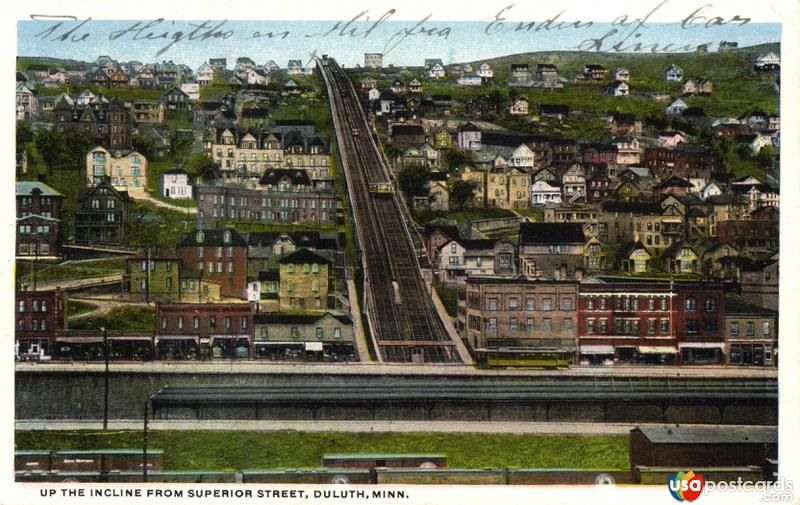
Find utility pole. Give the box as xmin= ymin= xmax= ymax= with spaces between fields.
xmin=102 ymin=326 xmax=109 ymax=430
xmin=142 ymin=400 xmax=149 ymax=483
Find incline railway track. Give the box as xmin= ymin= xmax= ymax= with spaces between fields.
xmin=319 ymin=57 xmax=463 ymax=363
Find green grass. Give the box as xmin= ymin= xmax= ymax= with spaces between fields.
xmin=16 ymin=258 xmax=126 ymax=285
xmin=67 ymin=300 xmax=98 ymax=317
xmin=15 ymin=431 xmax=629 ymax=471
xmin=412 ymin=208 xmax=515 ymax=227
xmin=434 ymin=283 xmax=458 ymax=317
xmin=67 ymin=306 xmax=155 ymax=332
xmin=165 ymin=110 xmax=194 ymax=131
xmin=126 ymin=201 xmax=195 ymax=249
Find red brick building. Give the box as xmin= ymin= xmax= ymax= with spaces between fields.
xmin=15 ymin=289 xmax=67 ymax=358
xmin=581 ymin=144 xmax=618 ymax=165
xmin=577 ymin=278 xmax=724 ymax=365
xmin=643 ymin=147 xmax=721 ymax=180
xmin=155 ymin=302 xmax=254 ymax=359
xmin=16 ymin=181 xmax=64 ymax=260
xmin=177 ymin=228 xmax=248 ymax=298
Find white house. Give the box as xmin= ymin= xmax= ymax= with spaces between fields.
xmin=508 ymin=97 xmax=529 ymax=116
xmin=701 ymin=181 xmax=723 ymax=200
xmin=197 ymin=62 xmax=214 ymax=87
xmin=508 ymin=143 xmax=537 ymax=169
xmin=665 ymin=98 xmax=689 ymax=115
xmin=754 ymin=52 xmax=780 ymax=71
xmin=603 ymin=80 xmax=629 ymax=97
xmin=367 ymin=88 xmax=381 ymax=101
xmin=658 ymin=130 xmax=688 ymax=148
xmin=161 ymin=169 xmax=193 ymax=199
xmin=457 ymin=73 xmax=482 ymax=87
xmin=664 ymin=64 xmax=683 ymax=82
xmin=529 ymin=180 xmax=562 ymax=205
xmin=477 ymin=63 xmax=493 ymax=79
xmin=287 ymin=60 xmax=303 ymax=74
xmin=180 ymin=82 xmax=200 ymax=101
xmin=76 ymin=89 xmax=96 ymax=106
xmin=428 ymin=63 xmax=446 ymax=79
xmin=245 ymin=68 xmax=269 ymax=86
xmin=614 ymin=68 xmax=630 ymax=81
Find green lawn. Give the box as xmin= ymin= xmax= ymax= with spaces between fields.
xmin=16 ymin=258 xmax=126 ymax=285
xmin=67 ymin=300 xmax=98 ymax=317
xmin=15 ymin=431 xmax=629 ymax=471
xmin=412 ymin=208 xmax=515 ymax=227
xmin=67 ymin=306 xmax=155 ymax=332
xmin=125 ymin=201 xmax=195 ymax=249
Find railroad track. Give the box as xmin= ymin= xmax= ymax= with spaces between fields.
xmin=319 ymin=58 xmax=461 ymax=363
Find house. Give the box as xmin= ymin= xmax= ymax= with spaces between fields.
xmin=73 ymin=179 xmax=129 ymax=245
xmin=437 ymin=238 xmax=516 ymax=286
xmin=431 ymin=128 xmax=453 ymax=149
xmin=86 ymin=146 xmax=148 ymax=197
xmin=457 ymin=73 xmax=482 ymax=87
xmin=408 ymin=78 xmax=422 ymax=93
xmin=529 ymin=180 xmax=562 ymax=206
xmin=697 ymin=78 xmax=713 ymax=95
xmin=196 ymin=62 xmax=214 ymax=87
xmin=508 ymin=97 xmax=529 ymax=116
xmin=360 ymin=77 xmax=377 ymax=90
xmin=161 ymin=87 xmax=190 ymax=110
xmin=125 ymin=248 xmax=181 ymax=302
xmin=15 ymin=290 xmax=67 ymax=358
xmin=654 ymin=176 xmax=694 ymax=198
xmin=162 ymin=169 xmax=194 ymax=199
xmin=664 ymin=242 xmax=700 ymax=274
xmin=607 ymin=112 xmax=643 ymax=135
xmin=424 ymin=223 xmax=460 ymax=265
xmin=53 ymin=97 xmax=131 ymax=149
xmin=664 ymin=64 xmax=683 ymax=82
xmin=477 ymin=63 xmax=493 ymax=80
xmin=426 ymin=178 xmax=450 ymax=212
xmin=389 ymin=124 xmax=426 ymax=147
xmin=658 ymin=130 xmax=688 ymax=148
xmin=754 ymin=52 xmax=780 ymax=72
xmin=583 ymin=64 xmax=607 ymax=81
xmin=390 ymin=79 xmax=405 ymax=93
xmin=614 ymin=68 xmax=630 ymax=81
xmin=16 ymin=181 xmax=63 ymax=260
xmin=279 ymin=248 xmax=331 ymax=312
xmin=16 ymin=83 xmax=37 ymax=121
xmin=536 ymin=64 xmax=559 ymax=82
xmin=682 ymin=107 xmax=707 ymax=122
xmin=287 ymin=60 xmax=303 ymax=74
xmin=739 ymin=257 xmax=779 ymax=312
xmin=681 ymin=79 xmax=698 ymax=95
xmin=620 ymin=241 xmax=652 ymax=273
xmin=665 ymin=98 xmax=689 ymax=115
xmin=602 ymin=80 xmax=629 ymax=97
xmin=518 ymin=223 xmax=585 ymax=280
xmin=155 ymin=302 xmax=253 ymax=358
xmin=539 ymin=104 xmax=569 ymax=121
xmin=132 ymin=100 xmax=166 ymax=124
xmin=457 ymin=122 xmax=482 ymax=151
xmin=561 ymin=164 xmax=587 ymax=203
xmin=510 ymin=64 xmax=531 ymax=86
xmin=138 ymin=125 xmax=171 ymax=160
xmin=364 ymin=53 xmax=383 ymax=69
xmin=367 ymin=87 xmax=381 ymax=102
xmin=428 ymin=63 xmax=446 ymax=79
xmin=586 ymin=168 xmax=613 ymax=202
xmin=613 ymin=137 xmax=642 ymax=166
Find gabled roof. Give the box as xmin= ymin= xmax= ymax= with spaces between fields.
xmin=519 ymin=223 xmax=585 ymax=245
xmin=16 ymin=181 xmax=63 ymax=197
xmin=259 ymin=168 xmax=312 ymax=187
xmin=253 ymin=312 xmax=352 ymax=326
xmin=622 ymin=241 xmax=649 ymax=257
xmin=279 ymin=248 xmax=331 ymax=265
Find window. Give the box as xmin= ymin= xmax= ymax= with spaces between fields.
xmin=224 ymin=316 xmax=231 ymax=329
xmin=526 ymin=318 xmax=535 ymax=333
xmin=509 ymin=318 xmax=519 ymax=331
xmin=599 ymin=298 xmax=607 ymax=310
xmin=746 ymin=322 xmax=755 ymax=336
xmin=648 ymin=298 xmax=655 ymax=311
xmin=160 ymin=317 xmax=167 ymax=329
xmin=587 ymin=298 xmax=594 ymax=310
xmin=563 ymin=318 xmax=573 ymax=331
xmin=599 ymin=319 xmax=607 ymax=333
xmin=334 ymin=328 xmax=342 ymax=339
xmin=177 ymin=317 xmax=184 ymax=329
xmin=660 ymin=319 xmax=670 ymax=335
xmin=542 ymin=298 xmax=553 ymax=311
xmin=18 ymin=301 xmax=24 ymax=312
xmin=291 ymin=327 xmax=299 ymax=339
xmin=542 ymin=318 xmax=552 ymax=332
xmin=487 ymin=318 xmax=498 ymax=332
xmin=761 ymin=321 xmax=770 ymax=336
xmin=562 ymin=297 xmax=573 ymax=311
xmin=704 ymin=298 xmax=716 ymax=311
xmin=685 ymin=319 xmax=698 ymax=334
xmin=193 ymin=316 xmax=200 ymax=330
xmin=525 ymin=298 xmax=535 ymax=311
xmin=730 ymin=322 xmax=739 ymax=336
xmin=488 ymin=298 xmax=498 ymax=311
xmin=241 ymin=317 xmax=248 ymax=329
xmin=316 ymin=327 xmax=324 ymax=339
xmin=209 ymin=316 xmax=216 ymax=330
xmin=509 ymin=297 xmax=518 ymax=310
xmin=660 ymin=298 xmax=668 ymax=311
xmin=587 ymin=319 xmax=595 ymax=334
xmin=704 ymin=319 xmax=717 ymax=332
xmin=449 ymin=256 xmax=459 ymax=266
xmin=450 ymin=243 xmax=457 ymax=254
xmin=685 ymin=297 xmax=697 ymax=311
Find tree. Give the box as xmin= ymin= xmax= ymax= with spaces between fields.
xmin=16 ymin=121 xmax=34 ymax=152
xmin=488 ymin=89 xmax=504 ymax=114
xmin=131 ymin=134 xmax=155 ymax=160
xmin=34 ymin=128 xmax=68 ymax=175
xmin=644 ymin=113 xmax=668 ymax=131
xmin=185 ymin=153 xmax=218 ymax=180
xmin=397 ymin=165 xmax=430 ymax=197
xmin=449 ymin=179 xmax=476 ymax=210
xmin=442 ymin=148 xmax=472 ymax=173
xmin=63 ymin=129 xmax=95 ymax=171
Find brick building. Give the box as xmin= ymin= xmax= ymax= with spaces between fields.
xmin=15 ymin=289 xmax=67 ymax=358
xmin=155 ymin=302 xmax=254 ymax=359
xmin=16 ymin=181 xmax=63 ymax=260
xmin=177 ymin=228 xmax=248 ymax=298
xmin=518 ymin=223 xmax=585 ymax=280
xmin=53 ymin=97 xmax=131 ymax=149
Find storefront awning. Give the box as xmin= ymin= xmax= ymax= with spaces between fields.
xmin=155 ymin=335 xmax=199 ymax=341
xmin=253 ymin=341 xmax=304 ymax=346
xmin=108 ymin=336 xmax=153 ymax=341
xmin=637 ymin=346 xmax=678 ymax=354
xmin=678 ymin=342 xmax=725 ymax=349
xmin=55 ymin=336 xmax=104 ymax=343
xmin=305 ymin=342 xmax=324 ymax=351
xmin=210 ymin=334 xmax=250 ymax=340
xmin=580 ymin=345 xmax=615 ymax=354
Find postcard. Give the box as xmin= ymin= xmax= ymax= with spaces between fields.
xmin=4 ymin=0 xmax=799 ymax=504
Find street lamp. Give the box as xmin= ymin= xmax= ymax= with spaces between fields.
xmin=102 ymin=326 xmax=109 ymax=430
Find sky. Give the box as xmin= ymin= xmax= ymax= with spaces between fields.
xmin=17 ymin=18 xmax=781 ymax=69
